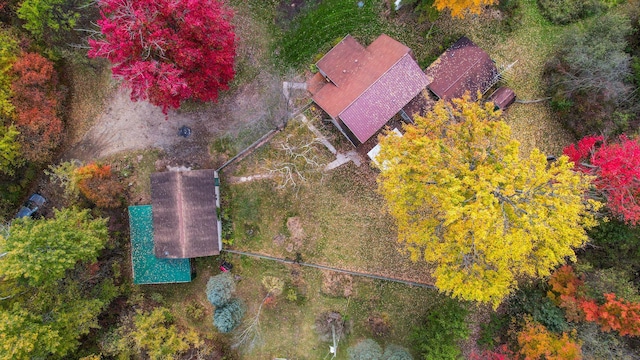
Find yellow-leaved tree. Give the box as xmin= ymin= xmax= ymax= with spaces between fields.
xmin=434 ymin=0 xmax=497 ymax=18
xmin=376 ymin=96 xmax=601 ymax=307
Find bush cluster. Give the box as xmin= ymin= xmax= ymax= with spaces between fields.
xmin=205 ymin=273 xmax=245 ymax=333
xmin=537 ymin=0 xmax=603 ymax=24
xmin=213 ymin=298 xmax=246 ymax=334
xmin=411 ymin=299 xmax=469 ymax=360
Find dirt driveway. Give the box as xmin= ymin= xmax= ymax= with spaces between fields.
xmin=65 ymin=70 xmax=288 ymax=168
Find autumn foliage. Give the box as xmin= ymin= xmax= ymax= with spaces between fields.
xmin=563 ymin=135 xmax=640 ymax=225
xmin=376 ymin=96 xmax=600 ymax=307
xmin=89 ymin=0 xmax=236 ymax=113
xmin=547 ymin=265 xmax=640 ymax=337
xmin=10 ymin=52 xmax=62 ymax=163
xmin=75 ymin=163 xmax=124 ymax=208
xmin=434 ymin=0 xmax=497 ymax=18
xmin=469 ymin=345 xmax=514 ymax=360
xmin=516 ymin=317 xmax=582 ymax=360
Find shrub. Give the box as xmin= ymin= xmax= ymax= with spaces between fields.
xmin=347 ymin=339 xmax=383 ymax=360
xmin=537 ymin=0 xmax=603 ymax=24
xmin=508 ymin=286 xmax=569 ymax=333
xmin=412 ymin=299 xmax=469 ymax=360
xmin=516 ymin=317 xmax=582 ymax=360
xmin=478 ymin=313 xmax=510 ymax=349
xmin=206 ymin=273 xmax=235 ymax=307
xmin=382 ymin=344 xmax=413 ymax=360
xmin=261 ymin=275 xmax=284 ymax=296
xmin=213 ymin=298 xmax=245 ymax=333
xmin=315 ymin=311 xmax=351 ymax=342
xmin=75 ymin=163 xmax=124 ymax=208
xmin=185 ymin=303 xmax=205 ymax=322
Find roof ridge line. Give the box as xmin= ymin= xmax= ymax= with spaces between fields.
xmin=338 ymin=52 xmax=410 ymax=119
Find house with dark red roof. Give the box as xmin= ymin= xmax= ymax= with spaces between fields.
xmin=425 ymin=37 xmax=499 ymax=101
xmin=308 ymin=35 xmax=504 ymax=148
xmin=308 ymin=34 xmax=430 ymax=146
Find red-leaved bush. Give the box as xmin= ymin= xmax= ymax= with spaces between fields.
xmin=89 ymin=0 xmax=236 ymax=113
xmin=547 ymin=265 xmax=640 ymax=337
xmin=75 ymin=163 xmax=124 ymax=208
xmin=563 ymin=135 xmax=640 ymax=225
xmin=11 ymin=52 xmax=62 ymax=163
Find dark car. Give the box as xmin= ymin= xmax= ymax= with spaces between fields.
xmin=16 ymin=193 xmax=46 ymax=218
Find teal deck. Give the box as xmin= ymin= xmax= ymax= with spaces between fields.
xmin=128 ymin=205 xmax=192 ymax=284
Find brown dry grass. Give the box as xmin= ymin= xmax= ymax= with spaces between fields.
xmin=225 ymin=117 xmax=435 ymax=287
xmin=62 ymin=60 xmax=116 ymax=146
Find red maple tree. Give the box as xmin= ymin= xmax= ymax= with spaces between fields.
xmin=11 ymin=52 xmax=63 ymax=163
xmin=89 ymin=0 xmax=236 ymax=113
xmin=75 ymin=162 xmax=124 ymax=208
xmin=563 ymin=135 xmax=640 ymax=225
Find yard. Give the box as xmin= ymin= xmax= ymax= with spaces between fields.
xmin=144 ymin=254 xmax=445 ymax=359
xmin=62 ymin=0 xmax=599 ymax=358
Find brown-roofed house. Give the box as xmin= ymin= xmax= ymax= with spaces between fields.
xmin=488 ymin=87 xmax=516 ymax=110
xmin=151 ymin=170 xmax=220 ymax=259
xmin=308 ymin=34 xmax=430 ymax=145
xmin=425 ymin=37 xmax=499 ymax=101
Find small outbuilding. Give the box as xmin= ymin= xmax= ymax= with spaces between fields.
xmin=425 ymin=37 xmax=499 ymax=101
xmin=488 ymin=87 xmax=516 ymax=110
xmin=151 ymin=169 xmax=222 ymax=259
xmin=129 ymin=205 xmax=192 ymax=285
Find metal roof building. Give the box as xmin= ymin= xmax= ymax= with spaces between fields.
xmin=151 ymin=169 xmax=221 ymax=259
xmin=128 ymin=205 xmax=192 ymax=284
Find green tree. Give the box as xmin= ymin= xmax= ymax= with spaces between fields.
xmin=545 ymin=14 xmax=635 ymax=137
xmin=376 ymin=96 xmax=600 ymax=307
xmin=206 ymin=273 xmax=236 ymax=307
xmin=0 ymin=208 xmax=115 ymax=359
xmin=213 ymin=298 xmax=245 ymax=333
xmin=0 ymin=29 xmax=18 ymax=118
xmin=0 ymin=207 xmax=108 ymax=286
xmin=17 ymin=0 xmax=89 ymax=47
xmin=411 ymin=299 xmax=469 ymax=360
xmin=0 ymin=125 xmax=22 ymax=175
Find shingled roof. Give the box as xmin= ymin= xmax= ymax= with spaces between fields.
xmin=151 ymin=170 xmax=220 ymax=259
xmin=310 ymin=34 xmax=429 ymax=144
xmin=425 ymin=37 xmax=498 ymax=101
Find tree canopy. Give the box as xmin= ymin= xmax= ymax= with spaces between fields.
xmin=89 ymin=0 xmax=236 ymax=113
xmin=564 ymin=135 xmax=640 ymax=225
xmin=433 ymin=0 xmax=497 ymax=18
xmin=0 ymin=207 xmax=115 ymax=359
xmin=0 ymin=207 xmax=108 ymax=286
xmin=376 ymin=96 xmax=600 ymax=307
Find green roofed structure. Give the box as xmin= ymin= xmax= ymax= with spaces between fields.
xmin=129 ymin=205 xmax=192 ymax=284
